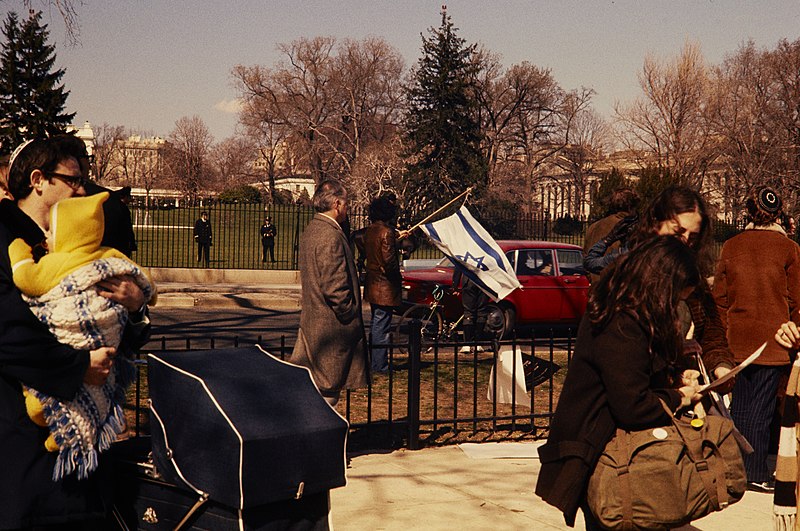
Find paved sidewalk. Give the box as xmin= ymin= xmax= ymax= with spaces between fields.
xmin=149 ymin=280 xmax=775 ymax=530
xmin=154 ymin=281 xmax=302 ymax=309
xmin=330 ymin=444 xmax=774 ymax=531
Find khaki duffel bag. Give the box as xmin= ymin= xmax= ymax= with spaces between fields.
xmin=587 ymin=403 xmax=746 ymax=530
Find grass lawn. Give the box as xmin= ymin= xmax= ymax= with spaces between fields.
xmin=123 ymin=338 xmax=571 ymax=449
xmin=130 ymin=204 xmax=316 ymax=269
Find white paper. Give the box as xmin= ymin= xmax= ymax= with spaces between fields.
xmin=698 ymin=342 xmax=767 ymax=393
xmin=487 ymin=348 xmax=529 ymax=407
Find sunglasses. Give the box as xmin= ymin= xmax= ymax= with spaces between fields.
xmin=47 ymin=171 xmax=87 ymax=188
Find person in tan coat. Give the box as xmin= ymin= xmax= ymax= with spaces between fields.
xmin=714 ymin=186 xmax=800 ymax=492
xmin=290 ymin=180 xmax=369 ymax=406
xmin=363 ymin=194 xmax=401 ymax=373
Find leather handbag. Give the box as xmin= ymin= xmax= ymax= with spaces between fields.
xmin=586 ymin=401 xmax=746 ymax=530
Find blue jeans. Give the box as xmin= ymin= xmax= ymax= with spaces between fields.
xmin=370 ymin=305 xmax=393 ymax=372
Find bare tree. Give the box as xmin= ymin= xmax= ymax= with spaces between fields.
xmin=345 ymin=135 xmax=405 ymax=209
xmin=24 ymin=0 xmax=81 ymax=44
xmin=330 ymin=37 xmax=405 ymax=175
xmin=233 ymin=35 xmax=405 ymax=187
xmin=762 ymin=38 xmax=800 ymax=210
xmin=706 ymin=42 xmax=778 ymax=219
xmin=615 ymin=41 xmax=715 ymax=189
xmin=91 ymin=122 xmax=125 ymax=184
xmin=209 ymin=135 xmax=257 ymax=191
xmin=502 ymin=63 xmax=564 ymax=210
xmin=113 ymin=132 xmax=164 ymax=208
xmin=165 ymin=115 xmax=213 ymax=198
xmin=234 ymin=66 xmax=294 ymax=201
xmin=552 ymin=93 xmax=611 ymax=216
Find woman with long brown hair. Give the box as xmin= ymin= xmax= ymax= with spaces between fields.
xmin=536 ymin=236 xmax=704 ymax=529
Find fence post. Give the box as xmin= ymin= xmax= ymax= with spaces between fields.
xmin=292 ymin=208 xmax=302 ymax=270
xmin=407 ymin=319 xmax=422 ymax=450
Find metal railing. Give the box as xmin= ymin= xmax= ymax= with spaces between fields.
xmin=126 ymin=202 xmax=766 ymax=270
xmin=125 ymin=324 xmax=574 ymax=450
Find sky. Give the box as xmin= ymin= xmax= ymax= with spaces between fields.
xmin=5 ymin=1 xmax=800 ymax=142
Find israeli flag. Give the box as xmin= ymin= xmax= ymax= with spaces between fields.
xmin=420 ymin=206 xmax=521 ymax=301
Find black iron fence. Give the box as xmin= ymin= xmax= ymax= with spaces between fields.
xmin=127 ymin=202 xmax=782 ymax=270
xmin=126 ymin=324 xmax=574 ymax=450
xmin=128 ymin=202 xmax=564 ymax=269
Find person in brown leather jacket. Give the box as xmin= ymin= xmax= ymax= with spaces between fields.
xmin=364 ymin=195 xmax=402 ymax=373
xmin=583 ymin=187 xmax=639 ymax=284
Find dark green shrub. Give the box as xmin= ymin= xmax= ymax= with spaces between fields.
xmin=553 ymin=214 xmax=583 ymax=236
xmin=218 ymin=185 xmax=262 ymax=203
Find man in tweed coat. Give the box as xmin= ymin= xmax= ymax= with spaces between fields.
xmin=290 ymin=180 xmax=369 ymax=406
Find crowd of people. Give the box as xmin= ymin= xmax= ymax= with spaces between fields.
xmin=537 ymin=183 xmax=800 ymax=529
xmin=2 ymin=132 xmax=800 ymax=529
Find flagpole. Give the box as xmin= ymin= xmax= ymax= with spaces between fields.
xmin=398 ymin=186 xmax=473 ymax=239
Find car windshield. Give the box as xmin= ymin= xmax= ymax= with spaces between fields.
xmin=436 ymin=256 xmax=454 ymax=267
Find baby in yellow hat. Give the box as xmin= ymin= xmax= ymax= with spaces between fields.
xmin=8 ymin=191 xmax=156 ymax=479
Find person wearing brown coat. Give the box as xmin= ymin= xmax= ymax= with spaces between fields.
xmin=364 ymin=195 xmax=402 ymax=373
xmin=713 ymin=186 xmax=800 ymax=491
xmin=582 ymin=187 xmax=639 ymax=284
xmin=290 ymin=181 xmax=369 ymax=406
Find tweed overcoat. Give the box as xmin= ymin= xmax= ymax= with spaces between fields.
xmin=290 ymin=213 xmax=369 ymax=395
xmin=364 ymin=220 xmax=402 ymax=308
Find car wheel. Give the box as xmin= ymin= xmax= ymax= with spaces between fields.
xmin=486 ymin=303 xmax=515 ymax=340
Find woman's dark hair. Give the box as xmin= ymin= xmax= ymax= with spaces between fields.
xmin=588 ymin=235 xmax=701 ymax=364
xmin=368 ymin=195 xmax=397 ymax=222
xmin=628 ymin=185 xmax=713 ymax=274
xmin=7 ymin=138 xmax=69 ymax=200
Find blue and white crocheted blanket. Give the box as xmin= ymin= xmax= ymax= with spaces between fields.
xmin=22 ymin=256 xmax=154 ymax=481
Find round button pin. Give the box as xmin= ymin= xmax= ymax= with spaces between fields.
xmin=652 ymin=428 xmax=668 ymax=440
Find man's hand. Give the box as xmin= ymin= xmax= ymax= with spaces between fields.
xmin=96 ymin=274 xmax=146 ymax=312
xmin=85 ymin=347 xmax=116 ymax=385
xmin=603 ymin=214 xmax=638 ymax=244
xmin=776 ymin=321 xmax=800 ymax=350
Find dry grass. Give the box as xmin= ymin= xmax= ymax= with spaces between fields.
xmin=122 ymin=342 xmax=571 ymax=449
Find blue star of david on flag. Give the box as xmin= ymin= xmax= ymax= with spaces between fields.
xmin=455 ymin=251 xmax=488 ymax=271
xmin=421 ymin=206 xmax=520 ymax=301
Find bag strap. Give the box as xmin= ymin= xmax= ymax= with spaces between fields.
xmin=659 ymin=400 xmax=729 ymax=510
xmin=613 ymin=429 xmax=636 ymax=530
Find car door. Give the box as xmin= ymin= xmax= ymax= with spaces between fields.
xmin=511 ymin=248 xmax=564 ymax=322
xmin=555 ymin=249 xmax=590 ymax=320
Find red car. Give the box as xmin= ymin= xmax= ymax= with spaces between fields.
xmin=400 ymin=240 xmax=589 ymax=337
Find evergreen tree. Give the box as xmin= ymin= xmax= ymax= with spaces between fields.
xmin=0 ymin=11 xmax=74 ymax=154
xmin=402 ymin=8 xmax=487 ymax=217
xmin=636 ymin=165 xmax=679 ymax=209
xmin=591 ymin=167 xmax=630 ymax=219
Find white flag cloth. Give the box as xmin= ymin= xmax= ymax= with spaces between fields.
xmin=420 ymin=205 xmax=521 ymax=301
